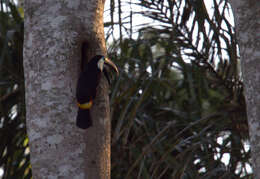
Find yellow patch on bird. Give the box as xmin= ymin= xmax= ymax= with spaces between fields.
xmin=77 ymin=100 xmax=93 ymax=109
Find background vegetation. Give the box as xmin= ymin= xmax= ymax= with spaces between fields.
xmin=0 ymin=1 xmax=30 ymax=178
xmin=0 ymin=0 xmax=251 ymax=178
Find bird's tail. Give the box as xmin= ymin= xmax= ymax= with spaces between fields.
xmin=76 ymin=109 xmax=92 ymax=129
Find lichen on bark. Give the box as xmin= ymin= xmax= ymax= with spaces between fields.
xmin=23 ymin=0 xmax=110 ymax=178
xmin=229 ymin=0 xmax=260 ymax=177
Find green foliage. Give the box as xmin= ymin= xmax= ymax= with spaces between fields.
xmin=106 ymin=0 xmax=251 ymax=178
xmin=0 ymin=2 xmax=31 ymax=178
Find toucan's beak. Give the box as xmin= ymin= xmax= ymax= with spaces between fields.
xmin=104 ymin=58 xmax=119 ymax=76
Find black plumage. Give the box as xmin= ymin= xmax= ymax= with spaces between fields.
xmin=76 ymin=55 xmax=118 ymax=129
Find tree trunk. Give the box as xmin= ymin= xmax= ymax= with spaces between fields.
xmin=229 ymin=0 xmax=260 ymax=177
xmin=23 ymin=0 xmax=110 ymax=178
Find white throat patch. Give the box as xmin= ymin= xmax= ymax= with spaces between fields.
xmin=97 ymin=57 xmax=105 ymax=71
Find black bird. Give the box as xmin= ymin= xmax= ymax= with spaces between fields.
xmin=76 ymin=55 xmax=119 ymax=129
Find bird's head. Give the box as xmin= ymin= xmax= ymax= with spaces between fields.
xmin=97 ymin=56 xmax=119 ymax=75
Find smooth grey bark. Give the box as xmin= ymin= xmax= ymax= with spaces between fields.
xmin=23 ymin=0 xmax=110 ymax=178
xmin=229 ymin=0 xmax=260 ymax=177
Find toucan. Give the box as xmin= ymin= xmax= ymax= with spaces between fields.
xmin=76 ymin=55 xmax=119 ymax=129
